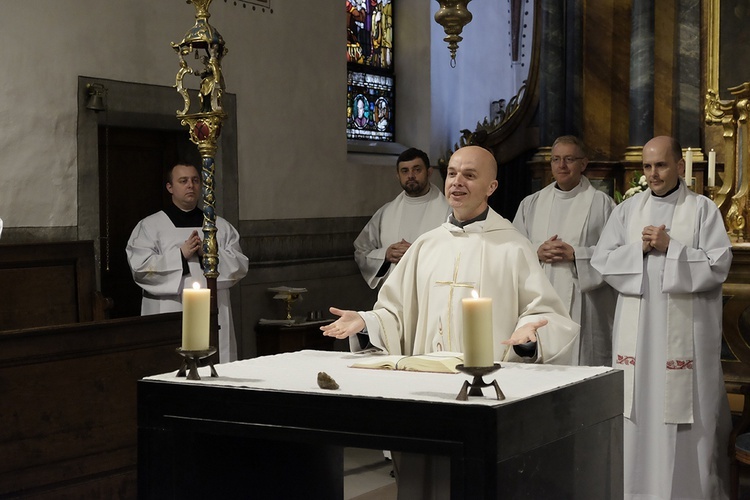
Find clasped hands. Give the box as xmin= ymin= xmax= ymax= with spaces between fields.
xmin=321 ymin=307 xmax=548 ymax=347
xmin=642 ymin=224 xmax=669 ymax=254
xmin=385 ymin=239 xmax=411 ymax=264
xmin=181 ymin=230 xmax=204 ymax=259
xmin=537 ymin=235 xmax=575 ymax=263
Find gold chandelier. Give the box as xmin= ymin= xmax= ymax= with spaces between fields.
xmin=434 ymin=0 xmax=473 ymax=67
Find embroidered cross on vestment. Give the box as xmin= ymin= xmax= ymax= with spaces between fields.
xmin=435 ymin=255 xmax=475 ymax=351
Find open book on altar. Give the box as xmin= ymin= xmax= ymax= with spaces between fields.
xmin=349 ymin=352 xmax=464 ymax=374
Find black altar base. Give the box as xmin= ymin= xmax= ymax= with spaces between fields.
xmin=137 ymin=354 xmax=622 ymax=499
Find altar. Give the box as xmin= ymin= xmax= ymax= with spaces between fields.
xmin=138 ymin=350 xmax=623 ymax=499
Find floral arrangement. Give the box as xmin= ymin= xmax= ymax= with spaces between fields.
xmin=615 ymin=174 xmax=648 ymax=203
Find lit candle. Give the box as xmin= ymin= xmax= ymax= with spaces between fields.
xmin=462 ymin=290 xmax=494 ymax=367
xmin=182 ymin=282 xmax=210 ymax=351
xmin=684 ymin=147 xmax=693 ymax=186
xmin=708 ymin=149 xmax=716 ymax=187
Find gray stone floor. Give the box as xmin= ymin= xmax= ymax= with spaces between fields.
xmin=344 ymin=448 xmax=396 ymax=500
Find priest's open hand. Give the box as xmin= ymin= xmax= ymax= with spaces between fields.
xmin=502 ymin=318 xmax=548 ymax=345
xmin=321 ymin=307 xmax=365 ymax=339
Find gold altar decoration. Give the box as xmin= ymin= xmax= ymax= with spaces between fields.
xmin=704 ymin=83 xmax=750 ymax=241
xmin=434 ymin=0 xmax=473 ymax=68
xmin=172 ymin=0 xmax=228 ymax=280
xmin=172 ymin=0 xmax=228 ymax=351
xmin=268 ymin=286 xmax=308 ymax=321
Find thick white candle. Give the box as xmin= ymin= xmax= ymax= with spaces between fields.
xmin=462 ymin=291 xmax=494 ymax=367
xmin=708 ymin=149 xmax=716 ymax=187
xmin=182 ymin=282 xmax=210 ymax=351
xmin=684 ymin=148 xmax=693 ymax=185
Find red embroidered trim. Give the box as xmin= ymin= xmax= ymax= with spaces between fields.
xmin=616 ymin=355 xmax=635 ymax=366
xmin=666 ymin=359 xmax=693 ymax=370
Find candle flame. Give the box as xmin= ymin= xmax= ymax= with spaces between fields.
xmin=471 ymin=289 xmax=479 ymax=299
xmin=192 ymin=282 xmax=201 ymax=290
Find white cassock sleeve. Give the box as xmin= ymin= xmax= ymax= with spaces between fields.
xmin=661 ymin=199 xmax=731 ymax=294
xmin=126 ymin=217 xmax=186 ymax=296
xmin=573 ymin=193 xmax=616 ymax=292
xmin=353 ymin=207 xmax=390 ymax=289
xmin=215 ymin=218 xmax=249 ymax=290
xmin=512 ymin=197 xmax=544 ymax=249
xmin=590 ymin=202 xmax=646 ymax=296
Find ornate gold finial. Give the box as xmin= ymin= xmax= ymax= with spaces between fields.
xmin=172 ymin=0 xmax=228 ymax=284
xmin=434 ymin=0 xmax=473 ymax=68
xmin=188 ymin=0 xmax=212 ymax=19
xmin=172 ymin=0 xmax=227 ymax=117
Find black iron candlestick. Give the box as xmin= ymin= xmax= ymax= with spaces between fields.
xmin=176 ymin=347 xmax=219 ymax=381
xmin=455 ymin=363 xmax=504 ymax=401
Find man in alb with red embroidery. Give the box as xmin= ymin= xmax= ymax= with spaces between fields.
xmin=592 ymin=136 xmax=732 ymax=499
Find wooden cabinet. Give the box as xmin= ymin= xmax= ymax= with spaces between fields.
xmin=256 ymin=320 xmax=336 ymax=355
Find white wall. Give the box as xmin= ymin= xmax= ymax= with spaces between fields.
xmin=0 ymin=0 xmax=521 ymax=227
xmin=430 ymin=1 xmax=533 ymax=158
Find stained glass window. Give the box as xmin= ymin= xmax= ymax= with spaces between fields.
xmin=346 ymin=0 xmax=394 ymax=142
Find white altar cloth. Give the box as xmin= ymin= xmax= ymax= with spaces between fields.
xmin=145 ymin=350 xmax=614 ymax=407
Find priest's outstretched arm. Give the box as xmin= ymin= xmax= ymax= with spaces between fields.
xmin=321 ymin=307 xmax=366 ymax=339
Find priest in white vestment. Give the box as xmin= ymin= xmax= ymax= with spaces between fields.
xmin=326 ymin=145 xmax=578 ymax=362
xmin=354 ymin=147 xmax=450 ymax=289
xmin=127 ymin=164 xmax=249 ymax=363
xmin=513 ymin=135 xmax=616 ymax=366
xmin=323 ymin=146 xmax=580 ymax=499
xmin=591 ymin=136 xmax=731 ymax=500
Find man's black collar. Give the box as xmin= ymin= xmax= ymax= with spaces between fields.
xmin=449 ymin=207 xmax=489 ymax=228
xmin=650 ymin=182 xmax=680 ymax=198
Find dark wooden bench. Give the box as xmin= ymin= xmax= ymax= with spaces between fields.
xmin=0 ymin=314 xmax=182 ymax=499
xmin=0 ymin=240 xmax=182 ymax=498
xmin=0 ymin=240 xmax=111 ymax=329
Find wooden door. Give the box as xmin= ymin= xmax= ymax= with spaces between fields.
xmin=98 ymin=126 xmax=200 ymax=318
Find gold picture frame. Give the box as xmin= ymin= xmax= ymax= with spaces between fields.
xmin=706 ymin=0 xmax=750 ymax=100
xmin=705 ymin=0 xmax=719 ymax=95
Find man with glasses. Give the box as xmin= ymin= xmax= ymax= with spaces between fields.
xmin=513 ymin=135 xmax=616 ymax=366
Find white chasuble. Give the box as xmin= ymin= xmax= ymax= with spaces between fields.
xmin=591 ymin=180 xmax=732 ymax=499
xmin=513 ymin=177 xmax=616 ymax=366
xmin=357 ymin=209 xmax=579 ymax=365
xmin=126 ymin=211 xmax=249 ymax=362
xmin=354 ymin=184 xmax=449 ymax=289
